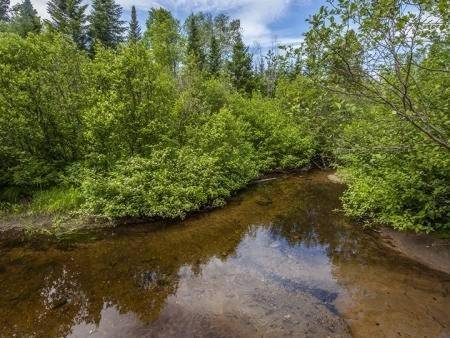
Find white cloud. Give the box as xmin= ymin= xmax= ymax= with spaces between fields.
xmin=11 ymin=0 xmax=49 ymax=19
xmin=11 ymin=0 xmax=307 ymax=46
xmin=160 ymin=0 xmax=304 ymax=45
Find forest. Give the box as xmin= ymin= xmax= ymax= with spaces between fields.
xmin=0 ymin=0 xmax=448 ymax=233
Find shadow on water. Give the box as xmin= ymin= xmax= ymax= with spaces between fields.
xmin=0 ymin=170 xmax=449 ymax=337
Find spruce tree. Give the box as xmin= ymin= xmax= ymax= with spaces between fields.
xmin=208 ymin=34 xmax=220 ymax=75
xmin=127 ymin=5 xmax=141 ymax=42
xmin=0 ymin=0 xmax=9 ymax=21
xmin=88 ymin=0 xmax=125 ymax=52
xmin=186 ymin=14 xmax=206 ymax=71
xmin=47 ymin=0 xmax=88 ymax=49
xmin=10 ymin=0 xmax=41 ymax=36
xmin=228 ymin=34 xmax=254 ymax=94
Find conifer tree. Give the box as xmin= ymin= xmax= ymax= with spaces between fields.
xmin=186 ymin=14 xmax=206 ymax=71
xmin=10 ymin=0 xmax=41 ymax=36
xmin=47 ymin=0 xmax=88 ymax=49
xmin=0 ymin=0 xmax=9 ymax=21
xmin=228 ymin=34 xmax=254 ymax=94
xmin=88 ymin=0 xmax=125 ymax=52
xmin=127 ymin=5 xmax=141 ymax=42
xmin=208 ymin=34 xmax=220 ymax=75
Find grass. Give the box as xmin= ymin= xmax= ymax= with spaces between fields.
xmin=30 ymin=187 xmax=84 ymax=213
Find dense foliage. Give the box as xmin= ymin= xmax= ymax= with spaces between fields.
xmin=0 ymin=0 xmax=448 ymax=232
xmin=301 ymin=0 xmax=450 ymax=232
xmin=0 ymin=31 xmax=312 ymax=220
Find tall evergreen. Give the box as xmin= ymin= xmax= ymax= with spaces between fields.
xmin=186 ymin=14 xmax=206 ymax=71
xmin=228 ymin=34 xmax=254 ymax=94
xmin=47 ymin=0 xmax=88 ymax=49
xmin=0 ymin=0 xmax=9 ymax=21
xmin=208 ymin=34 xmax=220 ymax=75
xmin=10 ymin=0 xmax=41 ymax=36
xmin=88 ymin=0 xmax=125 ymax=52
xmin=127 ymin=5 xmax=141 ymax=43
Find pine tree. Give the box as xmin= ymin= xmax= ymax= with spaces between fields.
xmin=88 ymin=0 xmax=125 ymax=52
xmin=10 ymin=0 xmax=41 ymax=36
xmin=127 ymin=5 xmax=140 ymax=43
xmin=186 ymin=14 xmax=206 ymax=71
xmin=228 ymin=34 xmax=254 ymax=94
xmin=208 ymin=34 xmax=220 ymax=75
xmin=47 ymin=0 xmax=88 ymax=49
xmin=0 ymin=0 xmax=9 ymax=21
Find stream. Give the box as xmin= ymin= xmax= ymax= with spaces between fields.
xmin=0 ymin=170 xmax=449 ymax=337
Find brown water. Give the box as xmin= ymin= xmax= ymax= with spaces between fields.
xmin=1 ymin=171 xmax=449 ymax=338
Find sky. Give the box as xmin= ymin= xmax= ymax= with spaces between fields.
xmin=11 ymin=0 xmax=326 ymax=47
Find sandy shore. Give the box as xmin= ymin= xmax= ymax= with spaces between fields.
xmin=380 ymin=227 xmax=450 ymax=275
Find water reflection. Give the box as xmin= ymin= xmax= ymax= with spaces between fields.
xmin=0 ymin=171 xmax=448 ymax=337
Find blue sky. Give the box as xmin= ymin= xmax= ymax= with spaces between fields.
xmin=16 ymin=0 xmax=326 ymax=47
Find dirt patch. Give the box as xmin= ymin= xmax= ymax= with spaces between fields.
xmin=0 ymin=214 xmax=49 ymax=240
xmin=380 ymin=227 xmax=450 ymax=275
xmin=0 ymin=212 xmax=113 ymax=241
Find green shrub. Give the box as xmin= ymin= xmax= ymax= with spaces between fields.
xmin=81 ymin=109 xmax=260 ymax=218
xmin=0 ymin=186 xmax=23 ymax=203
xmin=338 ymin=108 xmax=450 ymax=232
xmin=227 ymin=93 xmax=315 ymax=170
xmin=0 ymin=32 xmax=89 ymax=188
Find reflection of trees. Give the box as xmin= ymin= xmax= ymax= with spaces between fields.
xmin=267 ymin=179 xmax=378 ymax=265
xmin=0 ymin=214 xmax=251 ymax=337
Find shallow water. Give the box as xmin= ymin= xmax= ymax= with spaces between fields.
xmin=0 ymin=171 xmax=449 ymax=338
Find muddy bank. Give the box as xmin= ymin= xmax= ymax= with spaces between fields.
xmin=0 ymin=213 xmax=53 ymax=241
xmin=0 ymin=212 xmax=114 ymax=243
xmin=380 ymin=227 xmax=450 ymax=275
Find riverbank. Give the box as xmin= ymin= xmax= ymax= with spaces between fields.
xmin=379 ymin=227 xmax=450 ymax=275
xmin=326 ymin=172 xmax=450 ymax=276
xmin=0 ymin=212 xmax=113 ymax=242
xmin=0 ymin=167 xmax=313 ymax=240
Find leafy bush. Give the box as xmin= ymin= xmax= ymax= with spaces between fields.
xmin=84 ymin=44 xmax=178 ymax=159
xmin=338 ymin=108 xmax=450 ymax=232
xmin=276 ymin=76 xmax=355 ymax=165
xmin=227 ymin=93 xmax=315 ymax=170
xmin=0 ymin=32 xmax=89 ymax=188
xmin=80 ymin=108 xmax=260 ymax=218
